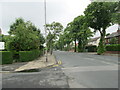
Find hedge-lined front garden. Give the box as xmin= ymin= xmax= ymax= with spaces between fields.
xmin=0 ymin=51 xmax=13 ymax=64
xmin=1 ymin=50 xmax=43 ymax=64
xmin=19 ymin=50 xmax=42 ymax=62
xmin=106 ymin=44 xmax=120 ymax=51
xmin=85 ymin=45 xmax=97 ymax=52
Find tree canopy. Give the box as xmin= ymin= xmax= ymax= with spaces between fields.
xmin=84 ymin=2 xmax=119 ymax=54
xmin=45 ymin=22 xmax=63 ymax=54
xmin=7 ymin=18 xmax=45 ymax=51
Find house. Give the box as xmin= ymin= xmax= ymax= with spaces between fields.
xmin=105 ymin=30 xmax=120 ymax=44
xmin=88 ymin=37 xmax=100 ymax=46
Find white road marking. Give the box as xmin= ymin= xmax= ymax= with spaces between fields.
xmin=62 ymin=65 xmax=118 ymax=73
xmin=85 ymin=58 xmax=117 ymax=65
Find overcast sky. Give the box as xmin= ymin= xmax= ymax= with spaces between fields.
xmin=0 ymin=0 xmax=118 ymax=37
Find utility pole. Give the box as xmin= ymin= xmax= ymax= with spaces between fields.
xmin=44 ymin=0 xmax=48 ymax=62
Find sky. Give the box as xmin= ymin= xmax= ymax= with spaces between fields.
xmin=0 ymin=0 xmax=118 ymax=37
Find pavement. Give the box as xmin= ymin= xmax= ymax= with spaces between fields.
xmin=15 ymin=54 xmax=57 ymax=72
xmin=2 ymin=53 xmax=69 ymax=88
xmin=1 ymin=53 xmax=57 ymax=72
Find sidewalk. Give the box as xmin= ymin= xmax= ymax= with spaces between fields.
xmin=15 ymin=54 xmax=57 ymax=72
xmin=1 ymin=54 xmax=57 ymax=72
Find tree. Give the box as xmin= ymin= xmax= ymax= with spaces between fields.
xmin=8 ymin=18 xmax=44 ymax=51
xmin=56 ymin=31 xmax=73 ymax=51
xmin=64 ymin=22 xmax=78 ymax=52
xmin=109 ymin=37 xmax=118 ymax=44
xmin=64 ymin=15 xmax=92 ymax=52
xmin=72 ymin=15 xmax=93 ymax=52
xmin=84 ymin=2 xmax=118 ymax=54
xmin=111 ymin=1 xmax=120 ymax=32
xmin=45 ymin=22 xmax=63 ymax=54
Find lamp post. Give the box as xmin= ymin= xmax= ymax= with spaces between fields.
xmin=44 ymin=0 xmax=48 ymax=62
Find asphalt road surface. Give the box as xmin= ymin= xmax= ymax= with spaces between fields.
xmin=2 ymin=67 xmax=69 ymax=88
xmin=2 ymin=51 xmax=119 ymax=88
xmin=54 ymin=51 xmax=118 ymax=88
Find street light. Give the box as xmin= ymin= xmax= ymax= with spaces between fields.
xmin=44 ymin=0 xmax=48 ymax=62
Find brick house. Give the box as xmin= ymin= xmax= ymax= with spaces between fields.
xmin=105 ymin=30 xmax=120 ymax=44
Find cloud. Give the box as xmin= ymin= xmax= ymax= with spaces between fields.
xmin=1 ymin=0 xmax=118 ymax=37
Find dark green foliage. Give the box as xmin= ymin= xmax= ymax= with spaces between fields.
xmin=97 ymin=38 xmax=106 ymax=54
xmin=85 ymin=45 xmax=97 ymax=52
xmin=109 ymin=37 xmax=118 ymax=44
xmin=8 ymin=18 xmax=45 ymax=51
xmin=0 ymin=51 xmax=13 ymax=64
xmin=106 ymin=44 xmax=120 ymax=51
xmin=12 ymin=51 xmax=19 ymax=62
xmin=84 ymin=2 xmax=118 ymax=54
xmin=19 ymin=50 xmax=42 ymax=62
xmin=46 ymin=22 xmax=63 ymax=54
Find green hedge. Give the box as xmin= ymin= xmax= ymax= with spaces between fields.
xmin=19 ymin=50 xmax=42 ymax=62
xmin=0 ymin=51 xmax=13 ymax=64
xmin=85 ymin=45 xmax=97 ymax=52
xmin=106 ymin=44 xmax=120 ymax=51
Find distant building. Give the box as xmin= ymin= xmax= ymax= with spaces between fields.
xmin=105 ymin=30 xmax=120 ymax=44
xmin=88 ymin=37 xmax=100 ymax=46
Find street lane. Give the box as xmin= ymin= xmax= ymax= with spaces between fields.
xmin=2 ymin=67 xmax=69 ymax=88
xmin=53 ymin=51 xmax=118 ymax=88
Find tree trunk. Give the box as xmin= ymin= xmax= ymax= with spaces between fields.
xmin=97 ymin=29 xmax=106 ymax=55
xmin=78 ymin=39 xmax=81 ymax=52
xmin=74 ymin=39 xmax=77 ymax=52
xmin=78 ymin=38 xmax=84 ymax=52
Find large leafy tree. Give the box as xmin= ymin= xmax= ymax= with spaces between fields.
xmin=64 ymin=15 xmax=92 ymax=52
xmin=56 ymin=31 xmax=73 ymax=51
xmin=8 ymin=18 xmax=44 ymax=51
xmin=64 ymin=22 xmax=78 ymax=52
xmin=45 ymin=22 xmax=63 ymax=54
xmin=72 ymin=15 xmax=93 ymax=52
xmin=84 ymin=2 xmax=118 ymax=54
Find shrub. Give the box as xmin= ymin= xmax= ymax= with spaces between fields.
xmin=0 ymin=51 xmax=13 ymax=64
xmin=19 ymin=50 xmax=42 ymax=62
xmin=106 ymin=44 xmax=120 ymax=51
xmin=85 ymin=45 xmax=97 ymax=52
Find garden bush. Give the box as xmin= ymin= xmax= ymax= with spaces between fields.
xmin=0 ymin=51 xmax=13 ymax=64
xmin=19 ymin=50 xmax=42 ymax=62
xmin=106 ymin=44 xmax=120 ymax=51
xmin=85 ymin=45 xmax=97 ymax=52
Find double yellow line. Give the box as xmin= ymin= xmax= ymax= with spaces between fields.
xmin=52 ymin=60 xmax=62 ymax=68
xmin=57 ymin=60 xmax=62 ymax=65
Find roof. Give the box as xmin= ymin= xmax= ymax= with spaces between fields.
xmin=106 ymin=30 xmax=120 ymax=39
xmin=89 ymin=37 xmax=100 ymax=42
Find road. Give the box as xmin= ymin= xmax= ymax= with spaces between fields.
xmin=2 ymin=67 xmax=69 ymax=88
xmin=54 ymin=51 xmax=118 ymax=88
xmin=2 ymin=51 xmax=118 ymax=88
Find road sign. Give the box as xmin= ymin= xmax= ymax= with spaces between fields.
xmin=0 ymin=42 xmax=5 ymax=50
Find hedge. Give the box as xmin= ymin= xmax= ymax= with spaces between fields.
xmin=85 ymin=45 xmax=97 ymax=52
xmin=19 ymin=50 xmax=42 ymax=62
xmin=106 ymin=44 xmax=120 ymax=51
xmin=0 ymin=51 xmax=13 ymax=64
